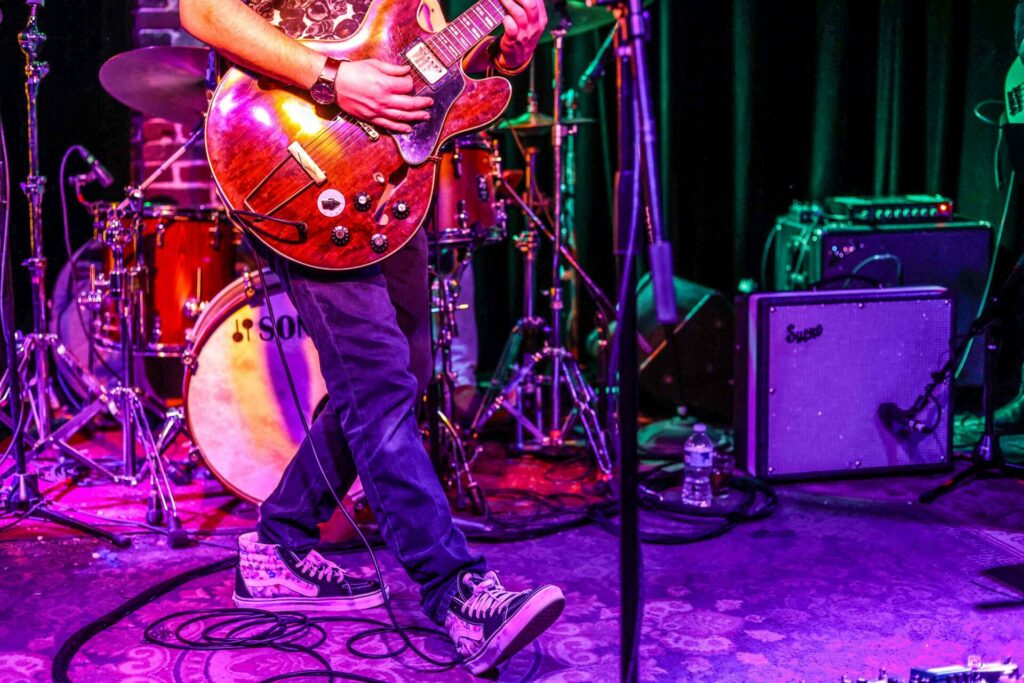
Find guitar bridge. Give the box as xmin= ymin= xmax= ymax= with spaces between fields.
xmin=287 ymin=141 xmax=327 ymax=185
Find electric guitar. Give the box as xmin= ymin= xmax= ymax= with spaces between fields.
xmin=205 ymin=0 xmax=513 ymax=271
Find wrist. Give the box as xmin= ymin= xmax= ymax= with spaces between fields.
xmin=309 ymin=56 xmax=343 ymax=105
xmin=490 ymin=41 xmax=531 ymax=77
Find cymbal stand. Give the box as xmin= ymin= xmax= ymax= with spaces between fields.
xmin=428 ymin=249 xmax=486 ymax=516
xmin=0 ymin=0 xmax=119 ymax=474
xmin=473 ymin=25 xmax=611 ymax=473
xmin=0 ymin=3 xmax=127 ymax=547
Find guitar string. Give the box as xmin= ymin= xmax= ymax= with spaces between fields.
xmin=299 ymin=0 xmax=504 ymax=160
xmin=255 ymin=0 xmax=506 ymax=218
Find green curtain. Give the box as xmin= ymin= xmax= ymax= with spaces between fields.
xmin=442 ymin=0 xmax=1018 ymax=373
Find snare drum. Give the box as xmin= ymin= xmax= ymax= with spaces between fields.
xmin=97 ymin=205 xmax=238 ymax=355
xmin=429 ymin=133 xmax=506 ymax=247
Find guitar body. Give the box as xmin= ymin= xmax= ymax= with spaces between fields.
xmin=205 ymin=0 xmax=512 ymax=271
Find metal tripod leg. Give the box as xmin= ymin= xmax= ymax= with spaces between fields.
xmin=124 ymin=390 xmax=188 ymax=547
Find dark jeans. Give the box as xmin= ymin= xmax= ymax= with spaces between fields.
xmin=255 ymin=229 xmax=485 ymax=624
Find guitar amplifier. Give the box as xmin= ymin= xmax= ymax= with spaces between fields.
xmin=772 ymin=204 xmax=990 ymax=383
xmin=735 ymin=287 xmax=953 ymax=481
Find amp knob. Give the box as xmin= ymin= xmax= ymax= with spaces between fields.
xmin=331 ymin=226 xmax=350 ymax=246
xmin=392 ymin=200 xmax=410 ymax=220
xmin=354 ymin=192 xmax=372 ymax=212
xmin=370 ymin=233 xmax=389 ymax=253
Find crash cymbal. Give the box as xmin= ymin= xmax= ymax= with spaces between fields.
xmin=495 ymin=110 xmax=596 ymax=134
xmin=540 ymin=0 xmax=656 ymax=43
xmin=100 ymin=46 xmax=210 ymax=125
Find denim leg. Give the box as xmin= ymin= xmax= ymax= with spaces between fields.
xmin=255 ymin=232 xmax=484 ymax=623
xmin=257 ymin=399 xmax=357 ymax=552
xmin=381 ymin=229 xmax=433 ymax=396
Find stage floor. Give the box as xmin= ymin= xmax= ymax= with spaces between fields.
xmin=1 ymin=431 xmax=1023 ymax=682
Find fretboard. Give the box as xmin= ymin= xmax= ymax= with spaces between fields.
xmin=427 ymin=0 xmax=507 ymax=67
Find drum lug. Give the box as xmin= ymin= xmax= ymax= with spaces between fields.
xmin=183 ymin=296 xmax=204 ymax=321
xmin=242 ymin=270 xmax=260 ymax=299
xmin=208 ymin=225 xmax=222 ymax=250
xmin=453 ymin=147 xmax=462 ymax=179
xmin=181 ymin=349 xmax=196 ymax=370
xmin=456 ymin=200 xmax=469 ymax=230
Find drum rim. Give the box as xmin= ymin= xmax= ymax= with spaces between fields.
xmin=142 ymin=204 xmax=227 ymax=221
xmin=181 ymin=268 xmax=283 ymax=504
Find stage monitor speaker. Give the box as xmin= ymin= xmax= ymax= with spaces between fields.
xmin=735 ymin=287 xmax=953 ymax=481
xmin=773 ymin=213 xmax=990 ymax=384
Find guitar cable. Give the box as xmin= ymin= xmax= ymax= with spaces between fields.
xmin=246 ymin=245 xmax=461 ymax=671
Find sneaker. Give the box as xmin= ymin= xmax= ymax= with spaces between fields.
xmin=232 ymin=532 xmax=385 ymax=612
xmin=445 ymin=571 xmax=565 ymax=674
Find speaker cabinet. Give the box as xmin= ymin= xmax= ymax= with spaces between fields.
xmin=735 ymin=287 xmax=953 ymax=481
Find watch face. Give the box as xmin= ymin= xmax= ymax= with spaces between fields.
xmin=310 ymin=82 xmax=333 ymax=105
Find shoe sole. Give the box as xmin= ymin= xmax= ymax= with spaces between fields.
xmin=463 ymin=585 xmax=566 ymax=675
xmin=231 ymin=587 xmax=387 ymax=613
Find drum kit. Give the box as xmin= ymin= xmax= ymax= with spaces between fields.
xmin=3 ymin=0 xmax=630 ymax=543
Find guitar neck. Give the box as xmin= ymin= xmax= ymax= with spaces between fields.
xmin=428 ymin=0 xmax=508 ymax=67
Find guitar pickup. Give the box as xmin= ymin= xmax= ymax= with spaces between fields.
xmin=405 ymin=42 xmax=447 ymax=86
xmin=287 ymin=141 xmax=327 ymax=185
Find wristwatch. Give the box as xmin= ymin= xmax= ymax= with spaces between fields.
xmin=310 ymin=57 xmax=343 ymax=105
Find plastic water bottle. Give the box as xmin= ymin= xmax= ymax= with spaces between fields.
xmin=681 ymin=424 xmax=714 ymax=508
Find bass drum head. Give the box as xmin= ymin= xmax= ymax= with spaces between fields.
xmin=183 ymin=270 xmax=328 ymax=504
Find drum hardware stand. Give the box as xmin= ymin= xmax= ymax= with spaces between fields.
xmin=70 ymin=192 xmax=188 ymax=545
xmin=0 ymin=51 xmax=128 ymax=546
xmin=473 ymin=24 xmax=612 ymax=474
xmin=0 ymin=0 xmax=113 ymax=464
xmin=427 ymin=252 xmax=487 ymax=516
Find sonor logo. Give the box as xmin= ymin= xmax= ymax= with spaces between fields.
xmin=785 ymin=323 xmax=823 ymax=344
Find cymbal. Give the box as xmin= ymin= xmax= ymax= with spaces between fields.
xmin=495 ymin=110 xmax=596 ymax=134
xmin=540 ymin=0 xmax=656 ymax=43
xmin=100 ymin=46 xmax=210 ymax=125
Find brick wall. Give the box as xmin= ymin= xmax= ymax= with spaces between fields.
xmin=133 ymin=0 xmax=218 ymax=208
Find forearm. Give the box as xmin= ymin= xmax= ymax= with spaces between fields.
xmin=179 ymin=0 xmax=325 ymax=90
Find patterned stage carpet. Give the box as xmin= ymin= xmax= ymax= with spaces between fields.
xmin=1 ymin=432 xmax=1024 ymax=682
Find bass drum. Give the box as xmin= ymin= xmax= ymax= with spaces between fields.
xmin=183 ymin=270 xmax=328 ymax=503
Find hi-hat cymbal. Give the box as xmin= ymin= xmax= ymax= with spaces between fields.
xmin=100 ymin=46 xmax=210 ymax=125
xmin=540 ymin=0 xmax=656 ymax=44
xmin=495 ymin=110 xmax=596 ymax=134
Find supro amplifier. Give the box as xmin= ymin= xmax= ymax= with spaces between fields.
xmin=772 ymin=202 xmax=990 ymax=383
xmin=735 ymin=287 xmax=953 ymax=481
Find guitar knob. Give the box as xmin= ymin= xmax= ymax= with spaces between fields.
xmin=392 ymin=200 xmax=410 ymax=220
xmin=354 ymin=192 xmax=372 ymax=212
xmin=331 ymin=226 xmax=350 ymax=246
xmin=370 ymin=233 xmax=389 ymax=253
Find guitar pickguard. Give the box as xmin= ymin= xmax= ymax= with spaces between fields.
xmin=393 ymin=72 xmax=466 ymax=166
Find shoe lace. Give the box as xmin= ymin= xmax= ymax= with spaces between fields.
xmin=461 ymin=571 xmax=526 ymax=619
xmin=295 ymin=550 xmax=346 ymax=583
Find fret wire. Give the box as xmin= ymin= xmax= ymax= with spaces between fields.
xmin=461 ymin=14 xmax=482 ymax=40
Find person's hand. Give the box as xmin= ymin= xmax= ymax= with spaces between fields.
xmin=497 ymin=0 xmax=547 ymax=70
xmin=334 ymin=59 xmax=433 ymax=133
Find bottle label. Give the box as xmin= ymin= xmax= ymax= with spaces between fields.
xmin=685 ymin=448 xmax=713 ymax=468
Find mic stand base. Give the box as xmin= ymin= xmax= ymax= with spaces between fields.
xmin=919 ymin=326 xmax=1024 ymax=504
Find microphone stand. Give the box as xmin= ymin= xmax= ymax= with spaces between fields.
xmin=918 ymin=244 xmax=1024 ymax=504
xmin=594 ymin=0 xmax=679 ymax=680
